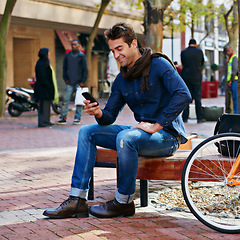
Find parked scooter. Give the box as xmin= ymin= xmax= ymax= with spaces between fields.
xmin=5 ymin=78 xmax=61 ymax=117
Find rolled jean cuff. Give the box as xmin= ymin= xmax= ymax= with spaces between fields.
xmin=70 ymin=187 xmax=88 ymax=200
xmin=115 ymin=190 xmax=134 ymax=204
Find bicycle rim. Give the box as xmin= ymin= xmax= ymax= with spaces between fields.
xmin=182 ymin=133 xmax=240 ymax=234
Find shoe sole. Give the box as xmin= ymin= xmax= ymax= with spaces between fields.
xmin=56 ymin=122 xmax=67 ymax=125
xmin=43 ymin=212 xmax=89 ymax=219
xmin=73 ymin=122 xmax=80 ymax=125
xmin=89 ymin=209 xmax=135 ymax=218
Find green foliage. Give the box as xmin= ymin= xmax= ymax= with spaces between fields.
xmin=182 ymin=0 xmax=215 ymax=30
xmin=135 ymin=0 xmax=143 ymax=10
xmin=164 ymin=0 xmax=218 ymax=37
xmin=218 ymin=0 xmax=238 ymax=32
xmin=211 ymin=63 xmax=219 ymax=71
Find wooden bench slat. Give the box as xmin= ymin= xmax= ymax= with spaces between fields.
xmin=96 ymin=148 xmax=117 ymax=163
xmin=178 ymin=134 xmax=197 ymax=150
xmin=95 ymin=148 xmax=192 ymax=180
xmin=137 ymin=150 xmax=190 ymax=180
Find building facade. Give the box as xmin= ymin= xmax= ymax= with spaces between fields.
xmin=0 ymin=0 xmax=143 ymax=97
xmin=2 ymin=0 xmax=229 ymax=99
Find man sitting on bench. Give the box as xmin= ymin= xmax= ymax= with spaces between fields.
xmin=43 ymin=22 xmax=192 ymax=219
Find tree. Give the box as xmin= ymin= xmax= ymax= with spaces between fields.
xmin=0 ymin=0 xmax=17 ymax=118
xmin=177 ymin=0 xmax=216 ymax=42
xmin=85 ymin=0 xmax=111 ymax=96
xmin=144 ymin=0 xmax=173 ymax=52
xmin=221 ymin=0 xmax=238 ymax=52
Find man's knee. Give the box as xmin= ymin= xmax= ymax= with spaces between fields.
xmin=79 ymin=124 xmax=104 ymax=139
xmin=79 ymin=125 xmax=95 ymax=136
xmin=116 ymin=129 xmax=140 ymax=149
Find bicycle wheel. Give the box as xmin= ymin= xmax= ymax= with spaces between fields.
xmin=182 ymin=133 xmax=240 ymax=234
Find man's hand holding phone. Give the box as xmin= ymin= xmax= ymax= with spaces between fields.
xmin=82 ymin=92 xmax=102 ymax=118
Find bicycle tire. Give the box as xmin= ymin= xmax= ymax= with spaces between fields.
xmin=182 ymin=133 xmax=240 ymax=234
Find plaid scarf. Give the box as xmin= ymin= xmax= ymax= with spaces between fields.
xmin=120 ymin=48 xmax=176 ymax=91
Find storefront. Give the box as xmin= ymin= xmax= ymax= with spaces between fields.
xmin=1 ymin=0 xmax=143 ymax=97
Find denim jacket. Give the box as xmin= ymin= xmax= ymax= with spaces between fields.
xmin=96 ymin=57 xmax=192 ymax=144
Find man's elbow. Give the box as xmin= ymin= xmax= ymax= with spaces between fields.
xmin=185 ymin=92 xmax=192 ymax=104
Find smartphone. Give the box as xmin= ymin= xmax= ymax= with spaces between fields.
xmin=82 ymin=92 xmax=99 ymax=106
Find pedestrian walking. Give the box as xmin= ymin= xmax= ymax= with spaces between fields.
xmin=43 ymin=22 xmax=191 ymax=219
xmin=56 ymin=39 xmax=88 ymax=125
xmin=181 ymin=39 xmax=205 ymax=123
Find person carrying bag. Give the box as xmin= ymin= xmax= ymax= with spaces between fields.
xmin=75 ymin=87 xmax=89 ymax=106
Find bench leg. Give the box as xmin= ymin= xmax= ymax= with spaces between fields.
xmin=88 ymin=173 xmax=94 ymax=200
xmin=140 ymin=179 xmax=148 ymax=207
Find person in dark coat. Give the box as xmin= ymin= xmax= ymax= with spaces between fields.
xmin=34 ymin=48 xmax=54 ymax=127
xmin=181 ymin=39 xmax=205 ymax=123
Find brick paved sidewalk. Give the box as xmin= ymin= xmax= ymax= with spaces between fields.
xmin=1 ymin=148 xmax=240 ymax=239
xmin=1 ymin=96 xmax=240 ymax=239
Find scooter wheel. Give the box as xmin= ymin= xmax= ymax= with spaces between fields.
xmin=8 ymin=102 xmax=23 ymax=117
xmin=52 ymin=103 xmax=61 ymax=115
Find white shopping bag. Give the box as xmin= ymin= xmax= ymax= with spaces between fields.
xmin=75 ymin=87 xmax=89 ymax=105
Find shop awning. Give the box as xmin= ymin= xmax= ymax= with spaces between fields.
xmin=56 ymin=30 xmax=85 ymax=53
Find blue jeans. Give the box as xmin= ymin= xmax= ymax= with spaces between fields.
xmin=231 ymin=80 xmax=239 ymax=114
xmin=70 ymin=124 xmax=179 ymax=204
xmin=60 ymin=84 xmax=83 ymax=120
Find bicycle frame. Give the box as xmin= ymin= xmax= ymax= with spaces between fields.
xmin=226 ymin=153 xmax=240 ymax=185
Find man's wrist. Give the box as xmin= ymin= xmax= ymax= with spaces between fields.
xmin=95 ymin=110 xmax=103 ymax=119
xmin=154 ymin=122 xmax=163 ymax=132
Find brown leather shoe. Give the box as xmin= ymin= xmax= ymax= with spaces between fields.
xmin=43 ymin=196 xmax=89 ymax=219
xmin=89 ymin=198 xmax=135 ymax=218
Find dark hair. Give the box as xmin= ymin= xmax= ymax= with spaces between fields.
xmin=72 ymin=39 xmax=80 ymax=44
xmin=38 ymin=48 xmax=49 ymax=66
xmin=104 ymin=22 xmax=137 ymax=47
xmin=224 ymin=45 xmax=231 ymax=50
xmin=38 ymin=48 xmax=49 ymax=59
xmin=189 ymin=39 xmax=197 ymax=45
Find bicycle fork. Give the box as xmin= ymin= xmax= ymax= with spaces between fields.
xmin=226 ymin=154 xmax=240 ymax=185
